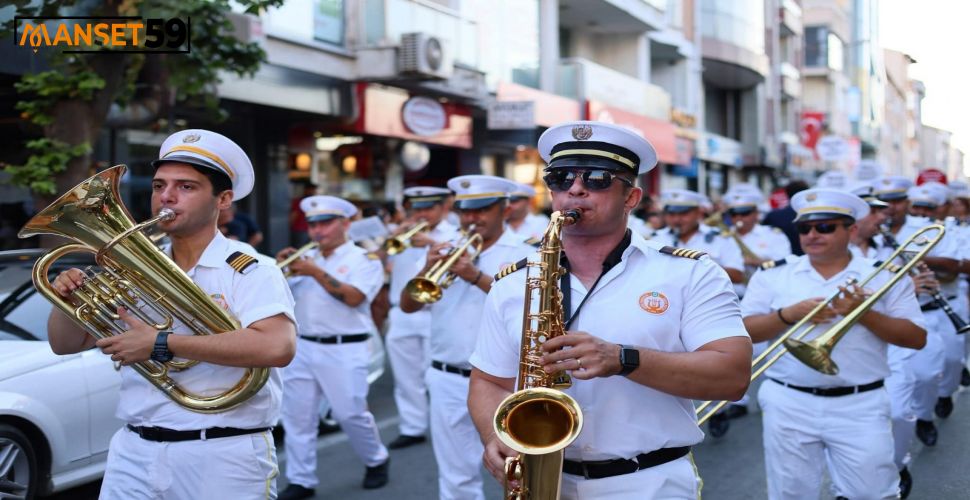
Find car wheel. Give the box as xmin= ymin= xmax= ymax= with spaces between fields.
xmin=0 ymin=424 xmax=37 ymax=500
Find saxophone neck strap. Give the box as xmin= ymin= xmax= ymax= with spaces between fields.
xmin=561 ymin=229 xmax=632 ymax=329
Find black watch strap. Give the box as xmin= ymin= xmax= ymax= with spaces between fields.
xmin=617 ymin=344 xmax=639 ymax=376
xmin=151 ymin=331 xmax=174 ymax=362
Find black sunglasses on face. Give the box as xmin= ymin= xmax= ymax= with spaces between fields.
xmin=795 ymin=221 xmax=851 ymax=235
xmin=543 ymin=169 xmax=634 ymax=192
xmin=728 ymin=208 xmax=756 ymax=216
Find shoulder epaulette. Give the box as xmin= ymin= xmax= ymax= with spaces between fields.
xmin=524 ymin=236 xmax=542 ymax=247
xmin=494 ymin=258 xmax=528 ymax=281
xmin=658 ymin=246 xmax=707 ymax=260
xmin=227 ymin=251 xmax=259 ymax=275
xmin=366 ymin=252 xmax=381 ymax=260
xmin=759 ymin=258 xmax=788 ymax=271
xmin=772 ymin=227 xmax=783 ymax=233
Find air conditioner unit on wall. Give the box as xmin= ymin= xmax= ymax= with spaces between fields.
xmin=398 ymin=32 xmax=453 ymax=80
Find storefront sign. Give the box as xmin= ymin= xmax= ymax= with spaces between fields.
xmin=402 ymin=96 xmax=447 ymax=136
xmin=496 ymin=82 xmax=580 ymax=127
xmin=816 ymin=135 xmax=849 ymax=162
xmin=587 ymin=100 xmax=677 ymax=165
xmin=487 ymin=101 xmax=535 ymax=130
xmin=697 ymin=133 xmax=742 ymax=167
xmin=916 ymin=168 xmax=947 ymax=185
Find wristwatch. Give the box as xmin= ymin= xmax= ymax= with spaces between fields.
xmin=617 ymin=344 xmax=640 ymax=376
xmin=151 ymin=331 xmax=174 ymax=362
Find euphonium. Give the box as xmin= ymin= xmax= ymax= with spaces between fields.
xmin=383 ymin=220 xmax=429 ymax=255
xmin=278 ymin=241 xmax=319 ymax=277
xmin=404 ymin=224 xmax=483 ymax=304
xmin=493 ymin=210 xmax=584 ymax=500
xmin=18 ymin=165 xmax=269 ymax=413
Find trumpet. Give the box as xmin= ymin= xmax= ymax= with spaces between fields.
xmin=277 ymin=241 xmax=319 ymax=278
xmin=696 ymin=224 xmax=944 ymax=425
xmin=384 ymin=220 xmax=429 ymax=255
xmin=404 ymin=225 xmax=482 ymax=304
xmin=705 ymin=212 xmax=761 ymax=263
xmin=880 ymin=224 xmax=970 ymax=334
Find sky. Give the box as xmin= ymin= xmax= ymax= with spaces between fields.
xmin=880 ymin=0 xmax=970 ymax=174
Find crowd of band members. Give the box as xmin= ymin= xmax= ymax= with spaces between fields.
xmin=41 ymin=123 xmax=970 ymax=500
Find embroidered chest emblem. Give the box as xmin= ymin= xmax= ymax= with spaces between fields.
xmin=639 ymin=291 xmax=669 ymax=314
xmin=210 ymin=293 xmax=230 ymax=311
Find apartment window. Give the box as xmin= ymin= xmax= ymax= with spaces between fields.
xmin=314 ymin=0 xmax=345 ymax=45
xmin=804 ymin=25 xmax=844 ymax=71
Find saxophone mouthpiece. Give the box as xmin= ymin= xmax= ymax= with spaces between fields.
xmin=563 ymin=209 xmax=582 ymax=223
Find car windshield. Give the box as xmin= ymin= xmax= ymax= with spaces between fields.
xmin=0 ymin=257 xmax=56 ymax=341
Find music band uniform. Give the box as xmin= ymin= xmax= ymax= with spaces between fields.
xmin=99 ymin=130 xmax=297 ymax=500
xmin=741 ymin=188 xmax=925 ymax=500
xmin=386 ymin=187 xmax=457 ymax=443
xmin=280 ymin=196 xmax=389 ymax=493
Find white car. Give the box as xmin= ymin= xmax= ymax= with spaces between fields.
xmin=0 ymin=249 xmax=385 ymax=499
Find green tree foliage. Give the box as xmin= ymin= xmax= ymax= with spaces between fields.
xmin=2 ymin=0 xmax=283 ymax=196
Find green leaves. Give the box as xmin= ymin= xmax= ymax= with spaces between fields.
xmin=15 ymin=70 xmax=106 ymax=126
xmin=3 ymin=139 xmax=91 ymax=194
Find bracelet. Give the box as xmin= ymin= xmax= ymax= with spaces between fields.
xmin=472 ymin=269 xmax=483 ymax=284
xmin=776 ymin=307 xmax=795 ymax=326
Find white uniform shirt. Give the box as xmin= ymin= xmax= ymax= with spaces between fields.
xmin=419 ymin=230 xmax=533 ymax=368
xmin=669 ymin=224 xmax=745 ymax=272
xmin=877 ymin=216 xmax=960 ymax=302
xmin=507 ymin=213 xmax=550 ymax=241
xmin=288 ymin=240 xmax=384 ymax=335
xmin=735 ymin=224 xmax=792 ymax=297
xmin=117 ymin=231 xmax=296 ymax=429
xmin=741 ymin=253 xmax=925 ymax=387
xmin=471 ymin=232 xmax=748 ymax=461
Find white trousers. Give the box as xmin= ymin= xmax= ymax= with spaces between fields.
xmin=909 ymin=313 xmax=945 ymax=421
xmin=385 ymin=307 xmax=430 ymax=436
xmin=426 ymin=367 xmax=485 ymax=500
xmin=933 ymin=305 xmax=968 ymax=398
xmin=758 ymin=380 xmax=898 ymax=500
xmin=281 ymin=339 xmax=388 ymax=489
xmin=99 ymin=426 xmax=278 ymax=500
xmin=560 ymin=455 xmax=700 ymax=500
xmin=886 ymin=346 xmax=917 ymax=470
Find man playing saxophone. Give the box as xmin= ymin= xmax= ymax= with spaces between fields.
xmin=468 ymin=121 xmax=752 ymax=499
xmin=399 ymin=175 xmax=533 ymax=500
xmin=45 ymin=129 xmax=297 ymax=499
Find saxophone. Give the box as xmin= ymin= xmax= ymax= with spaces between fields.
xmin=492 ymin=210 xmax=585 ymax=500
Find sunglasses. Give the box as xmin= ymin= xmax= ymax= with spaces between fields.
xmin=728 ymin=208 xmax=756 ymax=216
xmin=795 ymin=221 xmax=851 ymax=235
xmin=543 ymin=169 xmax=633 ymax=192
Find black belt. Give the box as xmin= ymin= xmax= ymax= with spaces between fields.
xmin=431 ymin=360 xmax=472 ymax=377
xmin=562 ymin=446 xmax=691 ymax=480
xmin=920 ymin=296 xmax=957 ymax=312
xmin=126 ymin=424 xmax=270 ymax=442
xmin=300 ymin=333 xmax=369 ymax=344
xmin=770 ymin=378 xmax=884 ymax=397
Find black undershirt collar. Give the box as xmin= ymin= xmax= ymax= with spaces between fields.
xmin=560 ymin=229 xmax=633 ymax=328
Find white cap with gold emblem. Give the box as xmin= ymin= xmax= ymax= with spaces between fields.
xmin=152 ymin=129 xmax=254 ymax=201
xmin=538 ymin=120 xmax=659 ymax=174
xmin=300 ymin=195 xmax=358 ymax=222
xmin=949 ymin=181 xmax=970 ymax=200
xmin=509 ymin=182 xmax=537 ymax=200
xmin=402 ymin=186 xmax=450 ymax=209
xmin=791 ymin=188 xmax=870 ymax=223
xmin=873 ymin=176 xmax=914 ymax=201
xmin=909 ymin=182 xmax=948 ymax=209
xmin=447 ymin=175 xmax=518 ymax=210
xmin=660 ymin=189 xmax=706 ymax=213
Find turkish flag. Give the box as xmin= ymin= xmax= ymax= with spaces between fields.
xmin=800 ymin=111 xmax=825 ymax=150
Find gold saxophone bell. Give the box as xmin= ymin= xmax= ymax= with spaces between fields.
xmin=18 ymin=165 xmax=270 ymax=413
xmin=278 ymin=241 xmax=320 ymax=277
xmin=384 ymin=220 xmax=429 ymax=255
xmin=493 ymin=210 xmax=584 ymax=500
xmin=404 ymin=225 xmax=483 ymax=304
xmin=695 ymin=223 xmax=945 ymax=424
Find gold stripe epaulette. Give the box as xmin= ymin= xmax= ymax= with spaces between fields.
xmin=226 ymin=251 xmax=258 ymax=275
xmin=759 ymin=258 xmax=788 ymax=270
xmin=494 ymin=258 xmax=528 ymax=281
xmin=658 ymin=246 xmax=707 ymax=260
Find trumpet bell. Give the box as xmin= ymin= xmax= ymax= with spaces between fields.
xmin=405 ymin=277 xmax=442 ymax=304
xmin=783 ymin=338 xmax=839 ymax=375
xmin=384 ymin=239 xmax=407 ymax=255
xmin=494 ymin=387 xmax=583 ymax=455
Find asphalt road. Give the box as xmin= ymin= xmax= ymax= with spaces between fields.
xmin=52 ymin=369 xmax=970 ymax=499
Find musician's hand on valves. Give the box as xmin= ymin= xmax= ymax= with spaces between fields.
xmin=911 ymin=269 xmax=939 ymax=294
xmin=409 ymin=232 xmax=436 ymax=248
xmin=831 ymin=285 xmax=870 ymax=316
xmin=539 ymin=331 xmax=622 ymax=380
xmin=51 ymin=268 xmax=87 ymax=298
xmin=95 ymin=308 xmax=156 ymax=365
xmin=286 ymin=257 xmax=319 ymax=277
xmin=450 ymin=252 xmax=479 ymax=283
xmin=275 ymin=247 xmax=296 ymax=263
xmin=422 ymin=242 xmax=451 ymax=272
xmin=783 ymin=297 xmax=834 ymax=324
xmin=482 ymin=432 xmax=520 ymax=488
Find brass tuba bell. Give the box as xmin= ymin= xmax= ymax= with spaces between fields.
xmin=19 ymin=165 xmax=269 ymax=413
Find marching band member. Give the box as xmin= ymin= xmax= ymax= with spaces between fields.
xmin=385 ymin=186 xmax=457 ymax=449
xmin=742 ymin=188 xmax=926 ymax=500
xmin=469 ymin=121 xmax=752 ymax=499
xmin=658 ymin=188 xmax=745 ymax=285
xmin=399 ymin=175 xmax=534 ymax=500
xmin=947 ymin=181 xmax=970 ymax=387
xmin=506 ymin=181 xmax=550 ymax=241
xmin=277 ymin=196 xmax=389 ymax=500
xmin=47 ymin=129 xmax=297 ymax=499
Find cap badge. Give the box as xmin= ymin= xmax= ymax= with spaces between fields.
xmin=571 ymin=125 xmax=593 ymax=141
xmin=806 ymin=193 xmax=817 ymax=202
xmin=182 ymin=134 xmax=201 ymax=144
xmin=460 ymin=181 xmax=471 ymax=189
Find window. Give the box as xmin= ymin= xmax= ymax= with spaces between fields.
xmin=804 ymin=26 xmax=826 ymax=68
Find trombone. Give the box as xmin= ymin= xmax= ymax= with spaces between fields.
xmin=384 ymin=220 xmax=429 ymax=255
xmin=696 ymin=223 xmax=944 ymax=425
xmin=404 ymin=225 xmax=483 ymax=304
xmin=278 ymin=241 xmax=319 ymax=278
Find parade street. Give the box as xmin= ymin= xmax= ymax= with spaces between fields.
xmin=53 ymin=371 xmax=970 ymax=500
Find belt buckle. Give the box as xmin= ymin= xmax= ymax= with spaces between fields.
xmin=335 ymin=336 xmax=343 ymax=345
xmin=581 ymin=463 xmax=592 ymax=480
